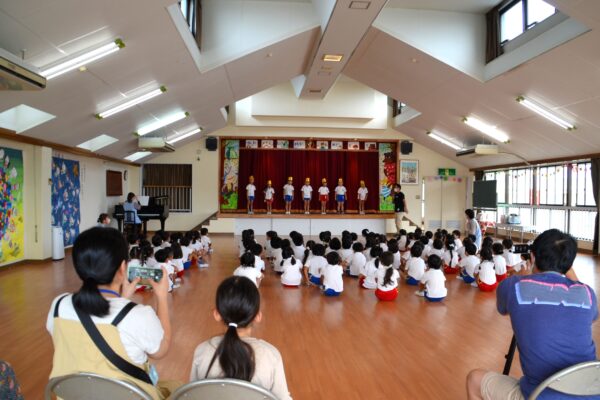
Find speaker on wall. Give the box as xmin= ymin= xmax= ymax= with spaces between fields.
xmin=206 ymin=137 xmax=218 ymax=151
xmin=400 ymin=140 xmax=413 ymax=155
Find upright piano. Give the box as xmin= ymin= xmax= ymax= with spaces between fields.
xmin=113 ymin=196 xmax=170 ymax=234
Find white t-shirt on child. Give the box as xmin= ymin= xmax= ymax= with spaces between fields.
xmin=406 ymin=257 xmax=426 ymax=281
xmin=318 ymin=186 xmax=329 ymax=196
xmin=246 ymin=184 xmax=256 ymax=197
xmin=421 ymin=269 xmax=447 ymax=298
xmin=254 ymin=255 xmax=265 ymax=272
xmin=301 ymin=185 xmax=313 ymax=199
xmin=181 ymin=246 xmax=193 ymax=262
xmin=459 ymin=255 xmax=480 ymax=278
xmin=292 ymin=245 xmax=305 ymax=261
xmin=357 ymin=187 xmax=368 ymax=200
xmin=477 ymin=261 xmax=497 ymax=285
xmin=323 ymin=264 xmax=344 ymax=292
xmin=335 ymin=186 xmax=347 ymax=196
xmin=339 ymin=248 xmax=353 ymax=265
xmin=281 ymin=259 xmax=302 ymax=286
xmin=306 ymin=255 xmax=327 ymax=277
xmin=272 ymin=249 xmax=284 ymax=272
xmin=234 ymin=266 xmax=262 ymax=287
xmin=443 ymin=249 xmax=459 ymax=268
xmin=493 ymin=255 xmax=507 ymax=275
xmin=428 ymin=248 xmax=445 ymax=259
xmin=265 ymin=188 xmax=275 ymax=200
xmin=349 ymin=252 xmax=366 ymax=276
xmin=392 ymin=252 xmax=401 ymax=270
xmin=283 ymin=184 xmax=294 ymax=196
xmin=362 ymin=260 xmax=378 ymax=289
xmin=376 ymin=267 xmax=399 ymax=291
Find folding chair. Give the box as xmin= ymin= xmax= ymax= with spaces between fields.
xmin=170 ymin=378 xmax=278 ymax=400
xmin=529 ymin=360 xmax=600 ymax=400
xmin=44 ymin=372 xmax=152 ymax=400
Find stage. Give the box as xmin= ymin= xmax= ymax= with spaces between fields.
xmin=218 ymin=212 xmax=396 ymax=235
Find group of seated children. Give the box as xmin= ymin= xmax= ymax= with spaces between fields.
xmin=127 ymin=227 xmax=213 ymax=292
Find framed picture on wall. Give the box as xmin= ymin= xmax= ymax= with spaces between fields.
xmin=261 ymin=140 xmax=274 ymax=149
xmin=276 ymin=140 xmax=289 ymax=149
xmin=348 ymin=141 xmax=360 ymax=150
xmin=316 ymin=140 xmax=329 ymax=150
xmin=400 ymin=160 xmax=419 ymax=185
xmin=293 ymin=140 xmax=305 ymax=149
xmin=331 ymin=141 xmax=343 ymax=150
xmin=365 ymin=142 xmax=377 ymax=151
xmin=245 ymin=139 xmax=258 ymax=149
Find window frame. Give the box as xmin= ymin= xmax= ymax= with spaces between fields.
xmin=499 ymin=0 xmax=556 ymax=44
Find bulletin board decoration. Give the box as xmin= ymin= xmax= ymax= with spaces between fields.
xmin=51 ymin=157 xmax=81 ymax=246
xmin=220 ymin=140 xmax=240 ymax=210
xmin=379 ymin=143 xmax=397 ymax=211
xmin=0 ymin=147 xmax=24 ymax=265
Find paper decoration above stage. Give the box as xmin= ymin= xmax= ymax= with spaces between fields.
xmin=51 ymin=157 xmax=81 ymax=246
xmin=425 ymin=176 xmax=464 ymax=182
xmin=0 ymin=147 xmax=24 ymax=265
xmin=243 ymin=138 xmax=383 ymax=151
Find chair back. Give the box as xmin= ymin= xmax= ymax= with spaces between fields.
xmin=45 ymin=373 xmax=153 ymax=400
xmin=170 ymin=378 xmax=278 ymax=400
xmin=528 ymin=361 xmax=600 ymax=400
xmin=124 ymin=211 xmax=136 ymax=224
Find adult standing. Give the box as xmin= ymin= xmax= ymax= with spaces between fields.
xmin=393 ymin=184 xmax=408 ymax=232
xmin=465 ymin=209 xmax=482 ymax=249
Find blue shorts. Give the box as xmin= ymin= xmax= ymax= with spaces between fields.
xmin=284 ymin=195 xmax=293 ymax=202
xmin=183 ymin=261 xmax=191 ymax=270
xmin=461 ymin=271 xmax=475 ymax=284
xmin=425 ymin=292 xmax=445 ymax=302
xmin=406 ymin=276 xmax=419 ymax=285
xmin=248 ymin=196 xmax=254 ymax=201
xmin=309 ymin=275 xmax=321 ymax=285
xmin=323 ymin=288 xmax=341 ymax=296
xmin=336 ymin=195 xmax=345 ymax=202
xmin=304 ymin=197 xmax=311 ymax=201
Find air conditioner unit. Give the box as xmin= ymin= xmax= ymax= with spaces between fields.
xmin=138 ymin=137 xmax=175 ymax=152
xmin=0 ymin=48 xmax=46 ymax=91
xmin=456 ymin=144 xmax=498 ymax=157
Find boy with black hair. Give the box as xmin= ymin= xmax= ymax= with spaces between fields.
xmin=467 ymin=229 xmax=596 ymax=400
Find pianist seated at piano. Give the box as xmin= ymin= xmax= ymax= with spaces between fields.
xmin=113 ymin=195 xmax=170 ymax=235
xmin=124 ymin=192 xmax=143 ymax=225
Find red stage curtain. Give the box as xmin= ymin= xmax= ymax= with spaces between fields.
xmin=237 ymin=149 xmax=380 ymax=212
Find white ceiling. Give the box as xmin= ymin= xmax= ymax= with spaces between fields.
xmin=384 ymin=0 xmax=501 ymax=14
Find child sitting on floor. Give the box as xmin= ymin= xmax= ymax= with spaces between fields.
xmin=304 ymin=243 xmax=327 ymax=286
xmin=200 ymin=227 xmax=213 ymax=254
xmin=339 ymin=237 xmax=354 ymax=267
xmin=428 ymin=238 xmax=445 ymax=259
xmin=234 ymin=252 xmax=262 ymax=287
xmin=475 ymin=247 xmax=497 ymax=292
xmin=252 ymin=243 xmax=265 ymax=275
xmin=348 ymin=242 xmax=366 ymax=278
xmin=155 ymin=248 xmax=176 ymax=292
xmin=271 ymin=237 xmax=284 ymax=273
xmin=492 ymin=242 xmax=508 ymax=282
xmin=404 ymin=244 xmax=425 ymax=286
xmin=416 ymin=254 xmax=447 ymax=302
xmin=458 ymin=242 xmax=479 ymax=285
xmin=387 ymin=239 xmax=401 ymax=270
xmin=443 ymin=236 xmax=459 ymax=274
xmin=290 ymin=231 xmax=306 ymax=261
xmin=280 ymin=247 xmax=302 ymax=287
xmin=265 ymin=230 xmax=277 ymax=260
xmin=360 ymin=246 xmax=382 ymax=289
xmin=322 ymin=252 xmax=344 ymax=296
xmin=375 ymin=251 xmax=400 ymax=301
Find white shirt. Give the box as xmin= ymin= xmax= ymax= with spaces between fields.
xmin=246 ymin=184 xmax=256 ymax=197
xmin=406 ymin=257 xmax=426 ymax=281
xmin=233 ymin=266 xmax=262 ymax=287
xmin=421 ymin=269 xmax=447 ymax=298
xmin=254 ymin=255 xmax=265 ymax=272
xmin=265 ymin=240 xmax=273 ymax=257
xmin=362 ymin=260 xmax=378 ymax=289
xmin=493 ymin=254 xmax=507 ymax=275
xmin=172 ymin=258 xmax=184 ymax=272
xmin=339 ymin=248 xmax=353 ymax=265
xmin=421 ymin=245 xmax=431 ymax=260
xmin=292 ymin=244 xmax=305 ymax=261
xmin=460 ymin=255 xmax=480 ymax=278
xmin=306 ymin=255 xmax=328 ymax=277
xmin=283 ymin=184 xmax=294 ymax=196
xmin=281 ymin=259 xmax=302 ymax=286
xmin=47 ymin=294 xmax=163 ymax=365
xmin=182 ymin=246 xmax=193 ymax=262
xmin=454 ymin=238 xmax=463 ymax=250
xmin=428 ymin=248 xmax=445 ymax=258
xmin=443 ymin=249 xmax=459 ymax=268
xmin=358 ymin=187 xmax=368 ymax=200
xmin=392 ymin=251 xmax=401 ymax=270
xmin=477 ymin=260 xmax=497 ymax=285
xmin=272 ymin=248 xmax=283 ymax=272
xmin=318 ymin=186 xmax=329 ymax=196
xmin=349 ymin=252 xmax=366 ymax=276
xmin=201 ymin=236 xmax=211 ymax=248
xmin=503 ymin=249 xmax=520 ymax=267
xmin=335 ymin=185 xmax=347 ymax=196
xmin=264 ymin=187 xmax=275 ymax=200
xmin=301 ymin=185 xmax=313 ymax=199
xmin=398 ymin=236 xmax=407 ymax=251
xmin=376 ymin=267 xmax=400 ymax=291
xmin=323 ymin=264 xmax=344 ymax=292
xmin=159 ymin=262 xmax=175 ymax=291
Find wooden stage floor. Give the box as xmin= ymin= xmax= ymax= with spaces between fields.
xmin=1 ymin=235 xmax=599 ymax=399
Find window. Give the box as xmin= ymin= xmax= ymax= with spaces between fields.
xmin=538 ymin=165 xmax=566 ymax=205
xmin=179 ymin=0 xmax=200 ymax=41
xmin=484 ymin=170 xmax=507 ymax=204
xmin=142 ymin=164 xmax=192 ymax=212
xmin=509 ymin=168 xmax=532 ymax=204
xmin=571 ymin=162 xmax=596 ymax=207
xmin=500 ymin=0 xmax=555 ymax=43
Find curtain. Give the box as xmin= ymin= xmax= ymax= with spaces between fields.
xmin=485 ymin=2 xmax=506 ymax=63
xmin=590 ymin=159 xmax=600 ymax=254
xmin=143 ymin=164 xmax=192 ymax=186
xmin=236 ymin=149 xmax=380 ymax=212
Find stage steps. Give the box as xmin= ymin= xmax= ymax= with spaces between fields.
xmin=191 ymin=211 xmax=219 ymax=231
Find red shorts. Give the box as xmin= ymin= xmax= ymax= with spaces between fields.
xmin=496 ymin=273 xmax=507 ymax=282
xmin=176 ymin=270 xmax=184 ymax=278
xmin=478 ymin=281 xmax=498 ymax=292
xmin=265 ymin=199 xmax=273 ymax=204
xmin=444 ymin=265 xmax=459 ymax=274
xmin=319 ymin=194 xmax=329 ymax=202
xmin=375 ymin=288 xmax=398 ymax=301
xmin=358 ymin=276 xmax=366 ymax=287
xmin=282 ymin=284 xmax=300 ymax=288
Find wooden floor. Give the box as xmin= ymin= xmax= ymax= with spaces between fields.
xmin=1 ymin=235 xmax=599 ymax=399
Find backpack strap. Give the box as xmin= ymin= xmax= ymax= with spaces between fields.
xmin=53 ymin=294 xmax=70 ymax=318
xmin=73 ymin=304 xmax=152 ymax=384
xmin=111 ymin=302 xmax=137 ymax=326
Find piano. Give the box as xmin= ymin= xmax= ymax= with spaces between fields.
xmin=113 ymin=196 xmax=170 ymax=234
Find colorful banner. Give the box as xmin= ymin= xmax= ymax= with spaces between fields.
xmin=424 ymin=176 xmax=464 ymax=182
xmin=51 ymin=157 xmax=81 ymax=246
xmin=220 ymin=140 xmax=240 ymax=210
xmin=0 ymin=147 xmax=24 ymax=264
xmin=379 ymin=143 xmax=397 ymax=211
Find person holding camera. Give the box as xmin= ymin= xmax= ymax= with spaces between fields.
xmin=46 ymin=227 xmax=177 ymax=399
xmin=466 ymin=229 xmax=597 ymax=400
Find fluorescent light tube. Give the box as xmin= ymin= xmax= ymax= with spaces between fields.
xmin=41 ymin=39 xmax=124 ymax=80
xmin=136 ymin=111 xmax=189 ymax=136
xmin=124 ymin=151 xmax=152 ymax=162
xmin=463 ymin=116 xmax=509 ymax=143
xmin=167 ymin=127 xmax=201 ymax=144
xmin=427 ymin=131 xmax=463 ymax=150
xmin=96 ymin=86 xmax=166 ymax=119
xmin=516 ymin=96 xmax=575 ymax=130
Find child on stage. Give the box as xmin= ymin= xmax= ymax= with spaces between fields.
xmin=283 ymin=177 xmax=294 ymax=215
xmin=318 ymin=178 xmax=329 ymax=214
xmin=357 ymin=180 xmax=368 ymax=214
xmin=264 ymin=180 xmax=275 ymax=215
xmin=301 ymin=178 xmax=313 ymax=215
xmin=335 ymin=178 xmax=347 ymax=214
xmin=246 ymin=175 xmax=256 ymax=214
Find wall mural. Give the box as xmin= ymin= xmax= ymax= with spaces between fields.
xmin=51 ymin=157 xmax=81 ymax=246
xmin=378 ymin=143 xmax=397 ymax=211
xmin=0 ymin=147 xmax=24 ymax=264
xmin=220 ymin=140 xmax=240 ymax=210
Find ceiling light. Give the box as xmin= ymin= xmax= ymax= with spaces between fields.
xmin=463 ymin=116 xmax=509 ymax=143
xmin=124 ymin=151 xmax=152 ymax=162
xmin=96 ymin=86 xmax=166 ymax=119
xmin=136 ymin=111 xmax=189 ymax=136
xmin=41 ymin=38 xmax=125 ymax=80
xmin=323 ymin=54 xmax=343 ymax=62
xmin=167 ymin=127 xmax=202 ymax=144
xmin=0 ymin=104 xmax=55 ymax=133
xmin=77 ymin=134 xmax=118 ymax=152
xmin=516 ymin=96 xmax=575 ymax=130
xmin=427 ymin=131 xmax=463 ymax=151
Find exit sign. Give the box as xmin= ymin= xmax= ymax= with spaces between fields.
xmin=438 ymin=168 xmax=456 ymax=176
